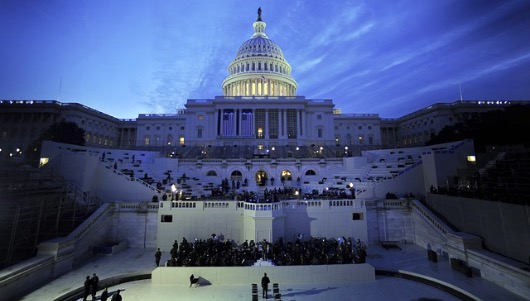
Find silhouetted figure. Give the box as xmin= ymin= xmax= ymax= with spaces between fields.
xmin=111 ymin=289 xmax=122 ymax=301
xmin=90 ymin=273 xmax=99 ymax=300
xmin=261 ymin=273 xmax=270 ymax=298
xmin=83 ymin=276 xmax=90 ymax=301
xmin=100 ymin=288 xmax=109 ymax=301
xmin=155 ymin=248 xmax=162 ymax=267
xmin=190 ymin=274 xmax=200 ymax=287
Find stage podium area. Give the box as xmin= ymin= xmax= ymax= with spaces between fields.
xmin=151 ymin=263 xmax=375 ymax=286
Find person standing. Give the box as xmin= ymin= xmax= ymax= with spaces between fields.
xmin=261 ymin=273 xmax=270 ymax=299
xmin=155 ymin=248 xmax=162 ymax=267
xmin=83 ymin=276 xmax=91 ymax=301
xmin=90 ymin=273 xmax=99 ymax=300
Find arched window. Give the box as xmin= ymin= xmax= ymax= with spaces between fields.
xmin=144 ymin=135 xmax=150 ymax=146
xmin=305 ymin=170 xmax=317 ymax=176
xmin=231 ymin=170 xmax=243 ymax=182
xmin=281 ymin=170 xmax=292 ymax=181
xmin=206 ymin=170 xmax=217 ymax=177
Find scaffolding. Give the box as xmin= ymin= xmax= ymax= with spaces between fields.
xmin=0 ymin=160 xmax=101 ymax=269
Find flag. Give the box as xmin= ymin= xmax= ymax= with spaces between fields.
xmin=261 ymin=75 xmax=267 ymax=83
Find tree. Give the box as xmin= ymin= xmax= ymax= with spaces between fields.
xmin=26 ymin=121 xmax=85 ymax=166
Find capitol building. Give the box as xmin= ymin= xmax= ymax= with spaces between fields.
xmin=0 ymin=8 xmax=528 ymax=301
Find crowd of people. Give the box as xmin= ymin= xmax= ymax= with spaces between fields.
xmin=162 ymin=235 xmax=367 ymax=268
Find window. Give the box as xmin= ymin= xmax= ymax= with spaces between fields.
xmin=179 ymin=137 xmax=185 ymax=145
xmin=180 ymin=126 xmax=185 ymax=130
xmin=156 ymin=126 xmax=160 ymax=130
xmin=198 ymin=115 xmax=204 ymax=120
xmin=197 ymin=128 xmax=203 ymax=138
xmin=317 ymin=115 xmax=322 ymax=120
xmin=368 ymin=126 xmax=372 ymax=130
xmin=146 ymin=126 xmax=150 ymax=130
xmin=352 ymin=212 xmax=364 ymax=220
xmin=206 ymin=170 xmax=217 ymax=176
xmin=305 ymin=170 xmax=316 ymax=176
xmin=161 ymin=215 xmax=173 ymax=223
xmin=358 ymin=126 xmax=362 ymax=130
xmin=317 ymin=128 xmax=323 ymax=138
xmin=286 ymin=109 xmax=297 ymax=139
xmin=144 ymin=135 xmax=150 ymax=146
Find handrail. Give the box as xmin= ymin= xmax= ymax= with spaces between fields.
xmin=410 ymin=199 xmax=453 ymax=235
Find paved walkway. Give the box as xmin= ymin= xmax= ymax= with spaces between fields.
xmin=20 ymin=244 xmax=527 ymax=301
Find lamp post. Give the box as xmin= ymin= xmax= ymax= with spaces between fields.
xmin=171 ymin=184 xmax=176 ymax=201
xmin=349 ymin=182 xmax=355 ymax=199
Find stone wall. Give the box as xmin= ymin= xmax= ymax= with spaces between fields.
xmin=427 ymin=193 xmax=530 ymax=264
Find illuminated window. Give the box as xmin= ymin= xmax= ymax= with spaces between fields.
xmin=358 ymin=135 xmax=364 ymax=144
xmin=198 ymin=115 xmax=204 ymax=120
xmin=39 ymin=157 xmax=49 ymax=167
xmin=144 ymin=135 xmax=150 ymax=146
xmin=179 ymin=137 xmax=185 ymax=145
xmin=257 ymin=127 xmax=263 ymax=138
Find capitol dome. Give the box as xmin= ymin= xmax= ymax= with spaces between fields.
xmin=234 ymin=36 xmax=285 ymax=61
xmin=222 ymin=8 xmax=297 ymax=97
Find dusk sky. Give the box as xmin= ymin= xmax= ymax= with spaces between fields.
xmin=1 ymin=0 xmax=529 ymax=119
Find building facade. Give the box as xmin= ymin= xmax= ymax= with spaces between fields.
xmin=0 ymin=11 xmax=524 ymax=158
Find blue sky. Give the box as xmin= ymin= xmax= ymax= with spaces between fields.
xmin=1 ymin=0 xmax=529 ymax=119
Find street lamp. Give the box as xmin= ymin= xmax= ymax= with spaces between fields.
xmin=171 ymin=184 xmax=176 ymax=201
